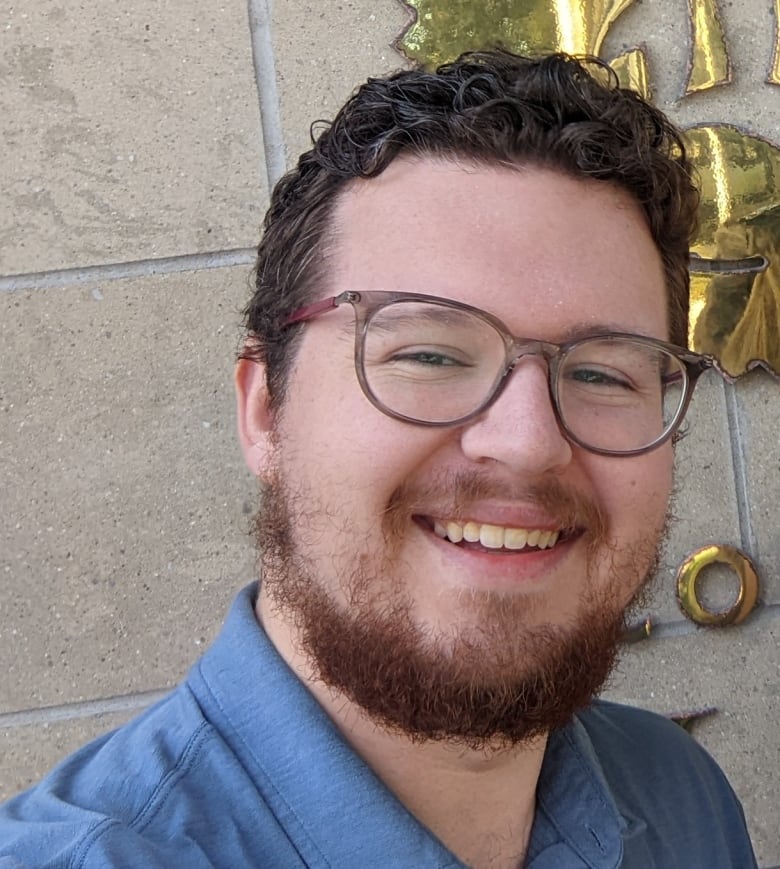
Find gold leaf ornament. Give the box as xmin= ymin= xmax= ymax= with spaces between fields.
xmin=685 ymin=0 xmax=730 ymax=94
xmin=687 ymin=126 xmax=780 ymax=377
xmin=398 ymin=0 xmax=649 ymax=94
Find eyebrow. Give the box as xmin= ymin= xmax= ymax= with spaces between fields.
xmin=369 ymin=306 xmax=480 ymax=331
xmin=363 ymin=301 xmax=664 ymax=343
xmin=555 ymin=321 xmax=664 ymax=342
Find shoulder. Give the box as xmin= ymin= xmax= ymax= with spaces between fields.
xmin=576 ymin=699 xmax=757 ymax=868
xmin=0 ymin=670 xmax=304 ymax=868
xmin=578 ymin=698 xmax=725 ymax=774
xmin=0 ymin=686 xmax=217 ymax=866
xmin=578 ymin=697 xmax=701 ymax=756
xmin=578 ymin=698 xmax=735 ymax=797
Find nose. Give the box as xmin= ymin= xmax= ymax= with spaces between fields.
xmin=459 ymin=358 xmax=573 ymax=474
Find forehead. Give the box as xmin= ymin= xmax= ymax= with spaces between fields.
xmin=331 ymin=157 xmax=669 ymax=340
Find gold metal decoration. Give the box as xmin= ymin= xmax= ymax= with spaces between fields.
xmin=687 ymin=125 xmax=780 ymax=377
xmin=772 ymin=0 xmax=780 ymax=84
xmin=621 ymin=615 xmax=653 ymax=644
xmin=676 ymin=544 xmax=760 ymax=626
xmin=685 ymin=0 xmax=730 ymax=94
xmin=397 ymin=0 xmax=650 ymax=95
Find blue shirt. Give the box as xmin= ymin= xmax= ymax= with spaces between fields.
xmin=0 ymin=585 xmax=757 ymax=868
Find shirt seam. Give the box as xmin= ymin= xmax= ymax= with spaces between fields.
xmin=68 ymin=719 xmax=211 ymax=869
xmin=68 ymin=818 xmax=115 ymax=869
xmin=130 ymin=720 xmax=211 ymax=833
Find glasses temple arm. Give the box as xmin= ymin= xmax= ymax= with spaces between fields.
xmin=285 ymin=296 xmax=339 ymax=326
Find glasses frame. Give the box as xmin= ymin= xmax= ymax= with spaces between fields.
xmin=286 ymin=290 xmax=713 ymax=457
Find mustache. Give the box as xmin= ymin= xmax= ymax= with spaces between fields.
xmin=383 ymin=471 xmax=608 ymax=543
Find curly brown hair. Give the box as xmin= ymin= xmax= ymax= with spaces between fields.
xmin=242 ymin=50 xmax=698 ymax=408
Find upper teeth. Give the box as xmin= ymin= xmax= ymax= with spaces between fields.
xmin=432 ymin=520 xmax=560 ymax=550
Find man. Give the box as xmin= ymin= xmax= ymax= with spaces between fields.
xmin=0 ymin=51 xmax=757 ymax=867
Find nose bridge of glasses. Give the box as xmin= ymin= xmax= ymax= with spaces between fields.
xmin=475 ymin=336 xmax=570 ymax=457
xmin=491 ymin=338 xmax=560 ymax=414
xmin=505 ymin=337 xmax=559 ymax=373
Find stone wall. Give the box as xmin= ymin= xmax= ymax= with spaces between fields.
xmin=1 ymin=1 xmax=777 ymax=864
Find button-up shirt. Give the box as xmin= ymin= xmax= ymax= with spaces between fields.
xmin=0 ymin=585 xmax=757 ymax=867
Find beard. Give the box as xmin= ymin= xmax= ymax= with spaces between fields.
xmin=254 ymin=465 xmax=665 ymax=751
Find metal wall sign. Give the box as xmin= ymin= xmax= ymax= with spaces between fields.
xmin=398 ymin=0 xmax=780 ymax=377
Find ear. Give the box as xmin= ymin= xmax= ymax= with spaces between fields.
xmin=235 ymin=356 xmax=276 ymax=479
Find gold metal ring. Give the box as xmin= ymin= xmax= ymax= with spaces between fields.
xmin=676 ymin=544 xmax=759 ymax=626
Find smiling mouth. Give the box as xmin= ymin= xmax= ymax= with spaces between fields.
xmin=418 ymin=517 xmax=577 ymax=553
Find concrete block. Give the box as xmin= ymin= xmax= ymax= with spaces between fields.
xmin=0 ymin=710 xmax=136 ymax=801
xmin=0 ymin=267 xmax=258 ymax=712
xmin=0 ymin=1 xmax=267 ymax=275
xmin=736 ymin=372 xmax=780 ymax=605
xmin=271 ymin=0 xmax=411 ymax=170
xmin=605 ymin=610 xmax=780 ymax=865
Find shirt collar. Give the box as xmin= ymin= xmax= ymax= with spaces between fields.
xmin=192 ymin=583 xmax=464 ymax=868
xmin=194 ymin=584 xmax=638 ymax=869
xmin=529 ymin=711 xmax=646 ymax=867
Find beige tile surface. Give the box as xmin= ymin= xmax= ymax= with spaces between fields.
xmin=0 ymin=1 xmax=266 ymax=275
xmin=0 ymin=267 xmax=257 ymax=711
xmin=605 ymin=612 xmax=780 ymax=865
xmin=271 ymin=0 xmax=411 ymax=168
xmin=0 ymin=710 xmax=137 ymax=801
xmin=737 ymin=371 xmax=780 ymax=604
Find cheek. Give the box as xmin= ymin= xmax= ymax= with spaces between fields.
xmin=636 ymin=464 xmax=673 ymax=529
xmin=282 ymin=333 xmax=447 ymax=489
xmin=277 ymin=381 xmax=428 ymax=510
xmin=590 ymin=448 xmax=673 ymax=535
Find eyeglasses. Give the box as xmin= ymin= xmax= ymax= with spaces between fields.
xmin=286 ymin=291 xmax=713 ymax=457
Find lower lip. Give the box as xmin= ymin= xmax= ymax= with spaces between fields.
xmin=416 ymin=520 xmax=579 ymax=592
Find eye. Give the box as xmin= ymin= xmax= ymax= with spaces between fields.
xmin=568 ymin=366 xmax=633 ymax=390
xmin=390 ymin=349 xmax=467 ymax=367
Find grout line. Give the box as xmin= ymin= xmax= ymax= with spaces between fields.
xmin=0 ymin=249 xmax=256 ymax=293
xmin=0 ymin=689 xmax=171 ymax=730
xmin=637 ymin=601 xmax=780 ymax=643
xmin=247 ymin=0 xmax=287 ymax=190
xmin=723 ymin=379 xmax=760 ymax=562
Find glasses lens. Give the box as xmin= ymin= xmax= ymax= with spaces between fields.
xmin=361 ymin=300 xmax=505 ymax=423
xmin=556 ymin=337 xmax=687 ymax=453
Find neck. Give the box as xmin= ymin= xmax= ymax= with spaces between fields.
xmin=257 ymin=590 xmax=547 ymax=869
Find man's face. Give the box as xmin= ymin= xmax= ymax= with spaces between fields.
xmin=241 ymin=158 xmax=674 ymax=745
